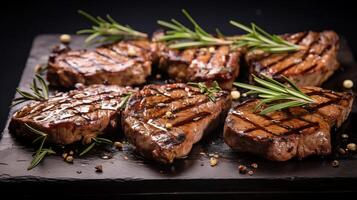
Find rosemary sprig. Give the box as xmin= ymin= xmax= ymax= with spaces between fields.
xmin=25 ymin=123 xmax=55 ymax=170
xmin=188 ymin=81 xmax=221 ymax=102
xmin=79 ymin=137 xmax=113 ymax=156
xmin=157 ymin=9 xmax=231 ymax=49
xmin=12 ymin=74 xmax=49 ymax=107
xmin=157 ymin=9 xmax=302 ymax=52
xmin=118 ymin=93 xmax=131 ymax=109
xmin=77 ymin=10 xmax=147 ymax=45
xmin=229 ymin=21 xmax=302 ymax=53
xmin=233 ymin=74 xmax=314 ymax=115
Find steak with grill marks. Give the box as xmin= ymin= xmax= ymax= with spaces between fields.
xmin=245 ymin=31 xmax=340 ymax=87
xmin=47 ymin=39 xmax=155 ymax=88
xmin=224 ymin=86 xmax=353 ymax=161
xmin=122 ymin=83 xmax=231 ymax=163
xmin=157 ymin=44 xmax=241 ymax=89
xmin=9 ymin=85 xmax=135 ymax=145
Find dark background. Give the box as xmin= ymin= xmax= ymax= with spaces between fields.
xmin=1 ymin=0 xmax=356 ymax=137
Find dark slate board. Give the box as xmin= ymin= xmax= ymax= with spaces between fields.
xmin=0 ymin=35 xmax=357 ymax=197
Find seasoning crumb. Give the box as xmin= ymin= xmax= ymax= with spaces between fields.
xmin=65 ymin=156 xmax=74 ymax=163
xmin=95 ymin=165 xmax=103 ymax=173
xmin=238 ymin=165 xmax=247 ymax=174
xmin=165 ymin=111 xmax=173 ymax=118
xmin=251 ymin=163 xmax=258 ymax=169
xmin=242 ymin=93 xmax=248 ymax=97
xmin=231 ymin=90 xmax=241 ymax=100
xmin=62 ymin=153 xmax=68 ymax=159
xmin=69 ymin=150 xmax=74 ymax=156
xmin=347 ymin=143 xmax=356 ymax=151
xmin=114 ymin=141 xmax=123 ymax=150
xmin=210 ymin=157 xmax=218 ymax=167
xmin=165 ymin=123 xmax=173 ymax=129
xmin=341 ymin=134 xmax=349 ymax=139
xmin=76 ymin=170 xmax=82 ymax=174
xmin=332 ymin=160 xmax=340 ymax=168
xmin=156 ymin=74 xmax=162 ymax=79
xmin=200 ymin=163 xmax=204 ymax=166
xmin=343 ymin=79 xmax=353 ymax=89
xmin=124 ymin=156 xmax=129 ymax=160
xmin=199 ymin=152 xmax=206 ymax=156
xmin=248 ymin=170 xmax=254 ymax=176
xmin=59 ymin=34 xmax=71 ymax=44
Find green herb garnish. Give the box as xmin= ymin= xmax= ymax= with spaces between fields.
xmin=233 ymin=74 xmax=314 ymax=115
xmin=188 ymin=81 xmax=221 ymax=102
xmin=157 ymin=9 xmax=231 ymax=49
xmin=12 ymin=74 xmax=49 ymax=107
xmin=77 ymin=10 xmax=147 ymax=45
xmin=25 ymin=124 xmax=55 ymax=170
xmin=79 ymin=137 xmax=113 ymax=156
xmin=229 ymin=21 xmax=302 ymax=53
xmin=157 ymin=9 xmax=302 ymax=53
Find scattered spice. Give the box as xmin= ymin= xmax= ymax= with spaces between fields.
xmin=248 ymin=170 xmax=254 ymax=176
xmin=114 ymin=141 xmax=123 ymax=150
xmin=251 ymin=163 xmax=258 ymax=169
xmin=343 ymin=79 xmax=354 ymax=89
xmin=69 ymin=150 xmax=74 ymax=156
xmin=210 ymin=157 xmax=218 ymax=167
xmin=65 ymin=156 xmax=74 ymax=163
xmin=238 ymin=165 xmax=247 ymax=174
xmin=341 ymin=134 xmax=349 ymax=139
xmin=59 ymin=34 xmax=71 ymax=44
xmin=165 ymin=123 xmax=173 ymax=129
xmin=76 ymin=170 xmax=82 ymax=174
xmin=347 ymin=143 xmax=356 ymax=151
xmin=165 ymin=111 xmax=173 ymax=118
xmin=95 ymin=165 xmax=103 ymax=173
xmin=62 ymin=153 xmax=68 ymax=159
xmin=332 ymin=160 xmax=340 ymax=168
xmin=199 ymin=152 xmax=206 ymax=156
xmin=124 ymin=156 xmax=129 ymax=160
xmin=156 ymin=74 xmax=162 ymax=79
xmin=231 ymin=90 xmax=241 ymax=100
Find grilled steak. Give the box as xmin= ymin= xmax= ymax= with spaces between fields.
xmin=9 ymin=85 xmax=135 ymax=145
xmin=122 ymin=83 xmax=231 ymax=163
xmin=47 ymin=39 xmax=155 ymax=88
xmin=157 ymin=45 xmax=241 ymax=89
xmin=224 ymin=86 xmax=353 ymax=161
xmin=245 ymin=31 xmax=340 ymax=87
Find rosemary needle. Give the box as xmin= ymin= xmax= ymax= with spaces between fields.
xmin=233 ymin=74 xmax=314 ymax=115
xmin=158 ymin=9 xmax=302 ymax=53
xmin=188 ymin=81 xmax=221 ymax=102
xmin=77 ymin=10 xmax=147 ymax=45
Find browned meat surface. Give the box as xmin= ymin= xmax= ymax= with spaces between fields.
xmin=122 ymin=83 xmax=231 ymax=163
xmin=157 ymin=45 xmax=241 ymax=89
xmin=224 ymin=86 xmax=353 ymax=161
xmin=245 ymin=31 xmax=340 ymax=87
xmin=47 ymin=39 xmax=155 ymax=88
xmin=9 ymin=85 xmax=135 ymax=145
